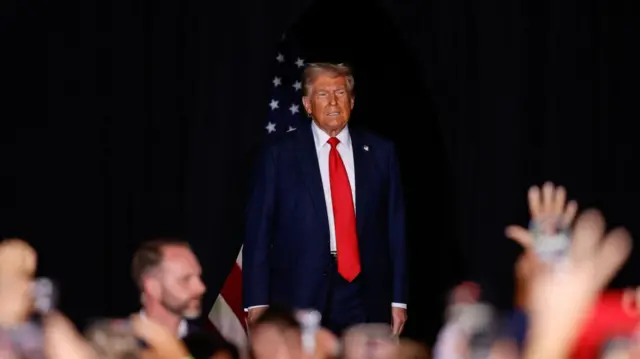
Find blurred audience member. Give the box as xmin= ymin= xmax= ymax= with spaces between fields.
xmin=501 ymin=182 xmax=578 ymax=351
xmin=521 ymin=209 xmax=631 ymax=359
xmin=130 ymin=313 xmax=191 ymax=359
xmin=84 ymin=319 xmax=138 ymax=359
xmin=183 ymin=331 xmax=239 ymax=359
xmin=131 ymin=239 xmax=206 ymax=338
xmin=0 ymin=239 xmax=37 ymax=328
xmin=433 ymin=282 xmax=495 ymax=359
xmin=502 ymin=183 xmax=640 ymax=359
xmin=398 ymin=339 xmax=430 ymax=359
xmin=2 ymin=182 xmax=638 ymax=359
xmin=249 ymin=306 xmax=338 ymax=359
xmin=43 ymin=311 xmax=98 ymax=359
xmin=342 ymin=323 xmax=398 ymax=359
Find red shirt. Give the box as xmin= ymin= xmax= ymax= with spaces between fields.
xmin=571 ymin=291 xmax=638 ymax=359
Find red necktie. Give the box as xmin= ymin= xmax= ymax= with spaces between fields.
xmin=327 ymin=137 xmax=361 ymax=282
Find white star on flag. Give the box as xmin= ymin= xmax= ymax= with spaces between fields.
xmin=266 ymin=122 xmax=276 ymax=133
xmin=269 ymin=99 xmax=279 ymax=110
xmin=264 ymin=33 xmax=306 ymax=136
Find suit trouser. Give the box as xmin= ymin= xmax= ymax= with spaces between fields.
xmin=321 ymin=254 xmax=367 ymax=336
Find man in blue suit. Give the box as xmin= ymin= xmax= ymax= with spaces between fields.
xmin=243 ymin=63 xmax=408 ymax=335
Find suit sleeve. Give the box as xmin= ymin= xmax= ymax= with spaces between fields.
xmin=387 ymin=144 xmax=408 ymax=304
xmin=243 ymin=144 xmax=276 ymax=308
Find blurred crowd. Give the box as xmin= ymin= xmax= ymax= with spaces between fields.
xmin=1 ymin=182 xmax=638 ymax=359
xmin=0 ymin=235 xmax=428 ymax=359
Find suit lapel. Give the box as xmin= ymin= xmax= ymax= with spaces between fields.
xmin=296 ymin=124 xmax=329 ymax=235
xmin=350 ymin=128 xmax=372 ymax=236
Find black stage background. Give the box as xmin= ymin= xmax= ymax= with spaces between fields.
xmin=1 ymin=0 xmax=639 ymax=344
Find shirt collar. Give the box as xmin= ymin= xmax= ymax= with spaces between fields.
xmin=139 ymin=310 xmax=188 ymax=339
xmin=311 ymin=120 xmax=351 ymax=150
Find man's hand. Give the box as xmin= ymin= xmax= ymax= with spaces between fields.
xmin=507 ymin=182 xmax=579 ymax=308
xmin=525 ymin=210 xmax=631 ymax=359
xmin=44 ymin=311 xmax=98 ymax=359
xmin=505 ymin=182 xmax=578 ymax=249
xmin=247 ymin=306 xmax=269 ymax=324
xmin=391 ymin=307 xmax=407 ymax=336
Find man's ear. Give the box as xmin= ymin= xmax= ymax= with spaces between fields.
xmin=302 ymin=96 xmax=312 ymax=115
xmin=350 ymin=96 xmax=355 ymax=110
xmin=143 ymin=276 xmax=161 ymax=299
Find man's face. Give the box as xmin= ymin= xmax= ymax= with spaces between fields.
xmin=156 ymin=245 xmax=205 ymax=319
xmin=302 ymin=74 xmax=354 ymax=136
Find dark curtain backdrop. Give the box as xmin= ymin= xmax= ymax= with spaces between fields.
xmin=2 ymin=0 xmax=639 ymax=344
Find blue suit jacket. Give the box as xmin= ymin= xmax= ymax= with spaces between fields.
xmin=243 ymin=122 xmax=407 ymax=323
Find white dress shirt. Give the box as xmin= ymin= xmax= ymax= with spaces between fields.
xmin=311 ymin=121 xmax=356 ymax=253
xmin=246 ymin=123 xmax=406 ymax=310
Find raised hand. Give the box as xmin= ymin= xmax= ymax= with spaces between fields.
xmin=524 ymin=210 xmax=632 ymax=359
xmin=44 ymin=311 xmax=98 ymax=359
xmin=505 ymin=182 xmax=578 ymax=249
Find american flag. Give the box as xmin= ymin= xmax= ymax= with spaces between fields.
xmin=208 ymin=247 xmax=246 ymax=351
xmin=208 ymin=33 xmax=307 ymax=352
xmin=265 ymin=33 xmax=308 ymax=136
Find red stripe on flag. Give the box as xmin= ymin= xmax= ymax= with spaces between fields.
xmin=219 ymin=263 xmax=245 ymax=328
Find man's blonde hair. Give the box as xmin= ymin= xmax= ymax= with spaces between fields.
xmin=302 ymin=63 xmax=355 ymax=96
xmin=85 ymin=320 xmax=139 ymax=359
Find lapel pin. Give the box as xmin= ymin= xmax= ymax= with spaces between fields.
xmin=363 ymin=145 xmax=369 ymax=152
